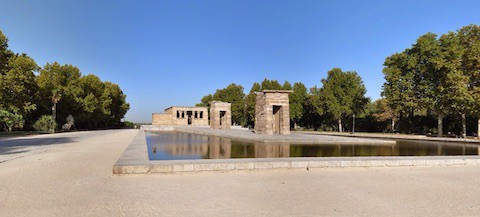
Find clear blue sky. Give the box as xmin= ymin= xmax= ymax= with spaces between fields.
xmin=1 ymin=0 xmax=479 ymax=123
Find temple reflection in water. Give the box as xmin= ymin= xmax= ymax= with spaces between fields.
xmin=147 ymin=131 xmax=480 ymax=161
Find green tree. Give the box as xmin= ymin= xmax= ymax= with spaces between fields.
xmin=0 ymin=30 xmax=130 ymax=131
xmin=446 ymin=69 xmax=472 ymax=138
xmin=289 ymin=82 xmax=307 ymax=129
xmin=33 ymin=115 xmax=56 ymax=132
xmin=37 ymin=62 xmax=83 ymax=127
xmin=458 ymin=25 xmax=480 ymax=138
xmin=212 ymin=83 xmax=246 ymax=125
xmin=37 ymin=63 xmax=129 ymax=129
xmin=321 ymin=68 xmax=369 ymax=132
xmin=438 ymin=31 xmax=470 ymax=137
xmin=0 ymin=54 xmax=39 ymax=121
xmin=0 ymin=30 xmax=13 ymax=75
xmin=195 ymin=94 xmax=213 ymax=120
xmin=77 ymin=74 xmax=103 ymax=128
xmin=282 ymin=81 xmax=292 ymax=90
xmin=196 ymin=94 xmax=213 ymax=107
xmin=245 ymin=82 xmax=261 ymax=127
xmin=410 ymin=33 xmax=449 ymax=136
xmin=260 ymin=78 xmax=282 ymax=90
xmin=372 ymin=98 xmax=397 ymax=132
xmin=0 ymin=109 xmax=24 ymax=132
xmin=101 ymin=82 xmax=130 ymax=128
xmin=382 ymin=51 xmax=418 ymax=133
xmin=300 ymin=86 xmax=324 ymax=130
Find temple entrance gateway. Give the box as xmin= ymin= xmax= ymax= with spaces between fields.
xmin=220 ymin=111 xmax=227 ymax=129
xmin=273 ymin=105 xmax=282 ymax=134
xmin=210 ymin=101 xmax=232 ymax=130
xmin=254 ymin=90 xmax=293 ymax=135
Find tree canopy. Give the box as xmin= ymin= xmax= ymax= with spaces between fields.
xmin=320 ymin=68 xmax=369 ymax=132
xmin=0 ymin=29 xmax=130 ymax=132
xmin=211 ymin=84 xmax=246 ymax=125
xmin=382 ymin=24 xmax=480 ymax=137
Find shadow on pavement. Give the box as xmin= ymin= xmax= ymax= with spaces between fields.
xmin=0 ymin=136 xmax=77 ymax=155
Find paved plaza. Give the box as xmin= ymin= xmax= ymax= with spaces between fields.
xmin=1 ymin=130 xmax=480 ymax=216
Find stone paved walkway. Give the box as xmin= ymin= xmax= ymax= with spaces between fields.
xmin=3 ymin=129 xmax=480 ymax=216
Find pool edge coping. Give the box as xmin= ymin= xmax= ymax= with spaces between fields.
xmin=113 ymin=130 xmax=480 ymax=174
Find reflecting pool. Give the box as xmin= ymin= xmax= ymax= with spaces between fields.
xmin=146 ymin=131 xmax=480 ymax=161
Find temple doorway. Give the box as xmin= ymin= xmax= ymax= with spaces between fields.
xmin=273 ymin=105 xmax=282 ymax=134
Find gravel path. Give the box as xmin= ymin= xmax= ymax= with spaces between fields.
xmin=1 ymin=129 xmax=480 ymax=216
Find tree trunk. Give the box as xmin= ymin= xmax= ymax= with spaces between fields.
xmin=477 ymin=118 xmax=480 ymax=139
xmin=437 ymin=114 xmax=443 ymax=137
xmin=293 ymin=121 xmax=297 ymax=130
xmin=409 ymin=107 xmax=414 ymax=134
xmin=461 ymin=113 xmax=467 ymax=138
xmin=338 ymin=118 xmax=343 ymax=132
xmin=391 ymin=119 xmax=395 ymax=133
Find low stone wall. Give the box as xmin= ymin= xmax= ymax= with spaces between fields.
xmin=140 ymin=125 xmax=175 ymax=131
xmin=114 ymin=156 xmax=480 ymax=174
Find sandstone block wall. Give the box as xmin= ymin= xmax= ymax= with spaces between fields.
xmin=254 ymin=90 xmax=293 ymax=135
xmin=210 ymin=101 xmax=232 ymax=129
xmin=152 ymin=106 xmax=208 ymax=126
xmin=152 ymin=113 xmax=173 ymax=125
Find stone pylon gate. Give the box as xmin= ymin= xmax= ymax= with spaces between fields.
xmin=254 ymin=90 xmax=293 ymax=135
xmin=210 ymin=101 xmax=232 ymax=129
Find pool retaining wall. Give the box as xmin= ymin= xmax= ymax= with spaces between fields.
xmin=113 ymin=130 xmax=480 ymax=174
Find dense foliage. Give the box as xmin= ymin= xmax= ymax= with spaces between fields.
xmin=199 ymin=75 xmax=370 ymax=131
xmin=0 ymin=30 xmax=130 ymax=132
xmin=382 ymin=24 xmax=480 ymax=137
xmin=0 ymin=109 xmax=24 ymax=132
xmin=33 ymin=115 xmax=56 ymax=132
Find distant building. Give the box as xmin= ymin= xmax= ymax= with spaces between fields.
xmin=152 ymin=106 xmax=208 ymax=126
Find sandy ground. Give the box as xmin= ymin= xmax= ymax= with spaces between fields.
xmin=1 ymin=129 xmax=480 ymax=217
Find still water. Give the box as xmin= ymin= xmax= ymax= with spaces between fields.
xmin=146 ymin=131 xmax=480 ymax=161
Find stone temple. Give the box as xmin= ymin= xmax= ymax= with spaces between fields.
xmin=254 ymin=90 xmax=293 ymax=135
xmin=152 ymin=106 xmax=208 ymax=126
xmin=151 ymin=90 xmax=293 ymax=135
xmin=209 ymin=101 xmax=232 ymax=129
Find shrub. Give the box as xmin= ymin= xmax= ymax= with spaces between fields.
xmin=62 ymin=114 xmax=75 ymax=131
xmin=123 ymin=121 xmax=135 ymax=129
xmin=0 ymin=109 xmax=24 ymax=132
xmin=34 ymin=115 xmax=56 ymax=132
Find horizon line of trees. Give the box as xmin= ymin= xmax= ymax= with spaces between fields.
xmin=0 ymin=29 xmax=130 ymax=132
xmin=198 ymin=24 xmax=480 ymax=138
xmin=197 ymin=69 xmax=370 ymax=133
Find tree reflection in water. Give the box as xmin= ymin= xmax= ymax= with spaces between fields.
xmin=147 ymin=131 xmax=480 ymax=160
